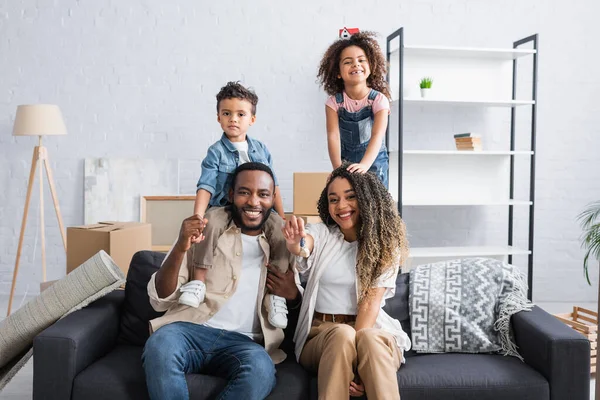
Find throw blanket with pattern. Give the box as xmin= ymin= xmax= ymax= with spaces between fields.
xmin=409 ymin=257 xmax=532 ymax=359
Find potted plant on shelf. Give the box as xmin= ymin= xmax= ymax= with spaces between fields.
xmin=577 ymin=200 xmax=600 ymax=396
xmin=419 ymin=77 xmax=433 ymax=98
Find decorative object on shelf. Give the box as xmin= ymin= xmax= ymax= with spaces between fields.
xmin=454 ymin=132 xmax=482 ymax=151
xmin=7 ymin=104 xmax=68 ymax=316
xmin=339 ymin=27 xmax=359 ymax=39
xmin=576 ymin=200 xmax=600 ymax=395
xmin=419 ymin=76 xmax=433 ymax=98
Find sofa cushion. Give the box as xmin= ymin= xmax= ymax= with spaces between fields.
xmin=308 ymin=353 xmax=548 ymax=400
xmin=73 ymin=345 xmax=309 ymax=400
xmin=409 ymin=258 xmax=531 ymax=357
xmin=398 ymin=353 xmax=548 ymax=400
xmin=118 ymin=251 xmax=166 ymax=346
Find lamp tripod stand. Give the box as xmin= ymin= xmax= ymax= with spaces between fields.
xmin=7 ymin=104 xmax=68 ymax=316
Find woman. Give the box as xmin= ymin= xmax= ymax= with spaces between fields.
xmin=282 ymin=163 xmax=410 ymax=400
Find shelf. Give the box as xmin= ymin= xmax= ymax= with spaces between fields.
xmin=388 ymin=151 xmax=532 ymax=206
xmin=389 ymin=45 xmax=536 ymax=60
xmin=399 ymin=150 xmax=534 ymax=156
xmin=395 ymin=98 xmax=535 ymax=107
xmin=397 ymin=199 xmax=533 ymax=206
xmin=409 ymin=245 xmax=531 ymax=259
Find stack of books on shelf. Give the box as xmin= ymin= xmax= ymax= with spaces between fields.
xmin=454 ymin=133 xmax=482 ymax=151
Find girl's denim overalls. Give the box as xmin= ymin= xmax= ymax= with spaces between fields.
xmin=336 ymin=89 xmax=389 ymax=188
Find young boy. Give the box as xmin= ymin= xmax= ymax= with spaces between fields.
xmin=178 ymin=81 xmax=289 ymax=329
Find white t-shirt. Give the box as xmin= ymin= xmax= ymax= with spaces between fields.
xmin=204 ymin=233 xmax=263 ymax=340
xmin=315 ymin=240 xmax=358 ymax=315
xmin=231 ymin=140 xmax=251 ymax=165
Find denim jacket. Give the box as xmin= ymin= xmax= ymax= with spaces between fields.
xmin=197 ymin=134 xmax=279 ymax=207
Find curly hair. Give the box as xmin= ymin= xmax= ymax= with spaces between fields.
xmin=216 ymin=81 xmax=259 ymax=115
xmin=317 ymin=164 xmax=409 ymax=304
xmin=317 ymin=31 xmax=390 ymax=99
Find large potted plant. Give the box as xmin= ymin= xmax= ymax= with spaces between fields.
xmin=577 ymin=200 xmax=600 ymax=396
xmin=578 ymin=201 xmax=600 ymax=285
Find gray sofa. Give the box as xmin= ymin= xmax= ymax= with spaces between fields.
xmin=33 ymin=251 xmax=590 ymax=399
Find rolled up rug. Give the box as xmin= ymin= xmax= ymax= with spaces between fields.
xmin=0 ymin=250 xmax=125 ymax=390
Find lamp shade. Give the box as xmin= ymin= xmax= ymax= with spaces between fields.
xmin=12 ymin=104 xmax=67 ymax=136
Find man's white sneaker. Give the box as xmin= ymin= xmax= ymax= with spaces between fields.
xmin=178 ymin=280 xmax=206 ymax=308
xmin=267 ymin=294 xmax=288 ymax=329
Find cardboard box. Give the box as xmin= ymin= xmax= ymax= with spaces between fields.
xmin=303 ymin=215 xmax=322 ymax=224
xmin=284 ymin=214 xmax=322 ymax=225
xmin=293 ymin=172 xmax=330 ymax=215
xmin=67 ymin=221 xmax=152 ymax=275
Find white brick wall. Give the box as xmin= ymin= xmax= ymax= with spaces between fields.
xmin=1 ymin=0 xmax=599 ymax=302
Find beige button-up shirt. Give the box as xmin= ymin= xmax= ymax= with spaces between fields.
xmin=147 ymin=208 xmax=297 ymax=364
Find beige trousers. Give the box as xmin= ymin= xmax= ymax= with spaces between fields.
xmin=299 ymin=319 xmax=402 ymax=400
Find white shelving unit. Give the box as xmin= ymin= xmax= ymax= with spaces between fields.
xmin=385 ymin=28 xmax=538 ymax=299
xmin=390 ymin=44 xmax=536 ymax=60
xmin=402 ymin=150 xmax=534 ymax=156
xmin=401 ymin=98 xmax=535 ymax=107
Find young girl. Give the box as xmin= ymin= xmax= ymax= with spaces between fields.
xmin=317 ymin=31 xmax=391 ymax=188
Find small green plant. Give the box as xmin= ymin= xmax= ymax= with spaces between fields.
xmin=419 ymin=77 xmax=433 ymax=89
xmin=577 ymin=200 xmax=600 ymax=284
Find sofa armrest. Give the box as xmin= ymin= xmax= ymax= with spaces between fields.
xmin=512 ymin=305 xmax=590 ymax=400
xmin=33 ymin=290 xmax=125 ymax=400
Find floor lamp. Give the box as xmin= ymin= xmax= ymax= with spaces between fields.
xmin=6 ymin=104 xmax=68 ymax=316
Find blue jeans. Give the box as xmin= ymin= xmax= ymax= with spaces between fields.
xmin=142 ymin=322 xmax=276 ymax=400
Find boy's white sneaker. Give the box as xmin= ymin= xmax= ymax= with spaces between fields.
xmin=268 ymin=294 xmax=288 ymax=329
xmin=178 ymin=280 xmax=206 ymax=308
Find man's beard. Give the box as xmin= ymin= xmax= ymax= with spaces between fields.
xmin=231 ymin=204 xmax=272 ymax=231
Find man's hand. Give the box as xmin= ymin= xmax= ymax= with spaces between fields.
xmin=266 ymin=265 xmax=298 ymax=301
xmin=175 ymin=214 xmax=208 ymax=253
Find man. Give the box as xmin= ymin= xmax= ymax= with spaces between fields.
xmin=142 ymin=162 xmax=301 ymax=400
